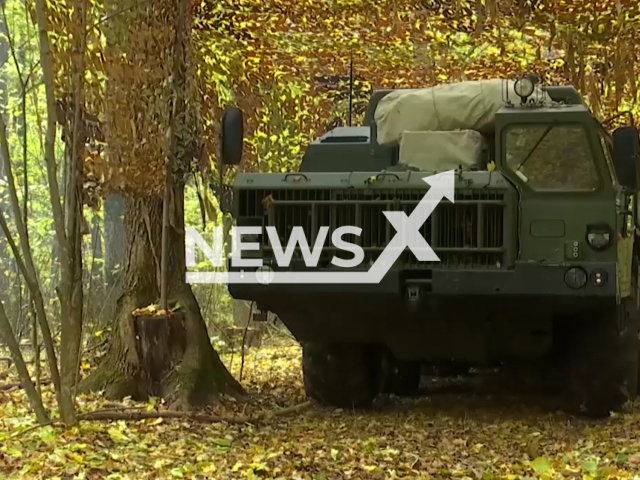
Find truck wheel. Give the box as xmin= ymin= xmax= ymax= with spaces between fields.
xmin=302 ymin=342 xmax=379 ymax=408
xmin=383 ymin=359 xmax=421 ymax=397
xmin=567 ymin=302 xmax=639 ymax=418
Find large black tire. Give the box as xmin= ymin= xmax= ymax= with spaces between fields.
xmin=566 ymin=301 xmax=639 ymax=418
xmin=382 ymin=359 xmax=421 ymax=397
xmin=302 ymin=342 xmax=379 ymax=408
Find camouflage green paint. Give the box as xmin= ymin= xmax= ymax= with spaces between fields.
xmin=225 ymin=84 xmax=634 ymax=364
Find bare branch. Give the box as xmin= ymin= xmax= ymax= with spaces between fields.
xmin=9 ymin=401 xmax=313 ymax=439
xmin=0 ymin=116 xmax=62 ymax=402
xmin=1 ymin=1 xmax=41 ymax=398
xmin=0 ymin=301 xmax=49 ymax=424
xmin=160 ymin=0 xmax=188 ymax=309
xmin=67 ymin=0 xmax=90 ymax=413
xmin=33 ymin=0 xmax=68 ymax=263
xmin=0 ymin=378 xmax=51 ymax=392
xmin=239 ymin=301 xmax=255 ymax=382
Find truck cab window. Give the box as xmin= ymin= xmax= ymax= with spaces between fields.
xmin=504 ymin=124 xmax=600 ymax=191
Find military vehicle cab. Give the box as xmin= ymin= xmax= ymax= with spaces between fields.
xmin=217 ymin=77 xmax=640 ymax=417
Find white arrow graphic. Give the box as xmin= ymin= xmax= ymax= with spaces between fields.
xmin=187 ymin=170 xmax=455 ymax=284
xmin=367 ymin=170 xmax=454 ymax=283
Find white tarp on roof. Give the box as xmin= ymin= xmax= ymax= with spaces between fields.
xmin=399 ymin=130 xmax=486 ymax=172
xmin=374 ymin=79 xmax=553 ymax=145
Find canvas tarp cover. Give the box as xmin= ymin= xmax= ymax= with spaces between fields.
xmin=399 ymin=130 xmax=486 ymax=171
xmin=374 ymin=79 xmax=553 ymax=145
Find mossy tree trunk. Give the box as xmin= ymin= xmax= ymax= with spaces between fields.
xmin=80 ymin=0 xmax=244 ymax=407
xmin=80 ymin=188 xmax=245 ymax=407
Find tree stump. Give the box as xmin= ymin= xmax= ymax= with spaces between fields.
xmin=134 ymin=311 xmax=186 ymax=397
xmin=80 ymin=194 xmax=245 ymax=408
xmin=80 ymin=288 xmax=246 ymax=408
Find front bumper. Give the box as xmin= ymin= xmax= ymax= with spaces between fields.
xmin=227 ymin=261 xmax=616 ymax=299
xmin=225 ymin=261 xmax=618 ymax=361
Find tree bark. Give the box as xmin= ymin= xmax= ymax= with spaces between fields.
xmin=0 ymin=299 xmax=49 ymax=424
xmin=104 ymin=194 xmax=125 ymax=291
xmin=87 ymin=215 xmax=105 ymax=321
xmin=34 ymin=0 xmax=77 ymax=425
xmin=56 ymin=0 xmax=89 ymax=426
xmin=80 ymin=0 xmax=244 ymax=408
xmin=80 ymin=190 xmax=245 ymax=407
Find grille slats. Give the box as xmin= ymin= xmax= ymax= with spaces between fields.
xmin=241 ymin=188 xmax=506 ymax=269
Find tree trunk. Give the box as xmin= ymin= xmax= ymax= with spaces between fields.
xmin=100 ymin=193 xmax=125 ymax=327
xmin=81 ymin=0 xmax=243 ymax=408
xmin=0 ymin=299 xmax=49 ymax=424
xmin=80 ymin=188 xmax=245 ymax=407
xmin=87 ymin=214 xmax=105 ymax=321
xmin=104 ymin=194 xmax=125 ymax=288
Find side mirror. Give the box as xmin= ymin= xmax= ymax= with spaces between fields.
xmin=612 ymin=125 xmax=640 ymax=191
xmin=220 ymin=107 xmax=244 ymax=166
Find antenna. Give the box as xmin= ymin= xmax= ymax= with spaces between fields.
xmin=348 ymin=51 xmax=354 ymax=126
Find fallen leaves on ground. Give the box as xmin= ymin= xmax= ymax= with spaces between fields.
xmin=3 ymin=343 xmax=640 ymax=479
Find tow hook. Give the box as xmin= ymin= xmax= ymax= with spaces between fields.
xmin=407 ymin=286 xmax=420 ymax=301
xmin=401 ymin=270 xmax=432 ymax=302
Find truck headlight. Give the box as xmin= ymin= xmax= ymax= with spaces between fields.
xmin=565 ymin=267 xmax=588 ymax=289
xmin=255 ymin=266 xmax=275 ymax=285
xmin=514 ymin=77 xmax=535 ymax=99
xmin=586 ymin=223 xmax=612 ymax=250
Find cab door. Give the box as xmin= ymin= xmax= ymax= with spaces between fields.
xmin=499 ymin=120 xmax=617 ymax=270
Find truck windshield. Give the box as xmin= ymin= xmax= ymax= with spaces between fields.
xmin=504 ymin=124 xmax=599 ymax=191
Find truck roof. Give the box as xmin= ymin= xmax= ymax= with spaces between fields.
xmin=498 ymin=104 xmax=590 ymax=116
xmin=363 ymin=84 xmax=587 ymax=127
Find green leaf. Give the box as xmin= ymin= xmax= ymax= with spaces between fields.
xmin=531 ymin=457 xmax=551 ymax=475
xmin=107 ymin=427 xmax=129 ymax=444
xmin=5 ymin=447 xmax=23 ymax=458
xmin=170 ymin=467 xmax=184 ymax=478
xmin=583 ymin=459 xmax=598 ymax=473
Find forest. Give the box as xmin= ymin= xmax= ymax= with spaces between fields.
xmin=1 ymin=0 xmax=640 ymax=478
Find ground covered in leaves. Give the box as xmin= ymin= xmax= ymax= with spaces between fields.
xmin=3 ymin=342 xmax=640 ymax=480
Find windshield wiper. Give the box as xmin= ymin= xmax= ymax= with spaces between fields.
xmin=516 ymin=122 xmax=557 ymax=171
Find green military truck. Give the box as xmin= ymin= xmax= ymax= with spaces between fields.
xmin=217 ymin=77 xmax=640 ymax=417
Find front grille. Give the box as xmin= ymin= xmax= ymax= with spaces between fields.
xmin=238 ymin=188 xmax=507 ymax=269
